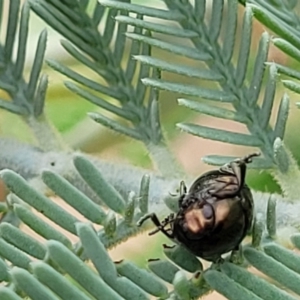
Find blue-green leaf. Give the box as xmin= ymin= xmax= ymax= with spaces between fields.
xmin=142 ymin=78 xmax=235 ymax=101
xmin=5 ymin=0 xmax=20 ymax=61
xmin=26 ymin=29 xmax=47 ymax=101
xmin=163 ymin=244 xmax=202 ymax=273
xmin=178 ymin=99 xmax=247 ymax=123
xmin=134 ymin=55 xmax=223 ymax=80
xmin=126 ymin=33 xmax=211 ymax=61
xmin=116 ymin=260 xmax=168 ymax=297
xmin=204 ymin=270 xmax=262 ymax=300
xmin=11 ymin=267 xmax=58 ymax=300
xmin=264 ymin=243 xmax=300 ymax=275
xmin=13 ymin=204 xmax=72 ymax=248
xmin=148 ymin=259 xmax=179 ymax=283
xmin=42 ymin=170 xmax=106 ymax=224
xmin=46 ymin=240 xmax=121 ymax=300
xmin=274 ymin=93 xmax=289 ymax=139
xmin=0 ymin=238 xmax=31 ymax=270
xmin=209 ymin=0 xmax=224 ymax=42
xmin=177 ymin=123 xmax=262 ymax=146
xmin=273 ymin=38 xmax=300 ymax=62
xmin=249 ymin=4 xmax=300 ymax=49
xmin=0 ymin=170 xmax=79 ymax=234
xmin=115 ymin=15 xmax=198 ymax=38
xmin=0 ymin=223 xmax=46 ymax=259
xmin=222 ymin=0 xmax=237 ymax=63
xmin=88 ymin=112 xmax=143 ymax=140
xmin=248 ymin=31 xmax=270 ymax=105
xmin=73 ymin=155 xmax=126 ymax=213
xmin=236 ymin=6 xmax=253 ymax=87
xmin=221 ymin=262 xmax=295 ymax=300
xmin=244 ymin=247 xmax=300 ymax=295
xmin=259 ymin=64 xmax=277 ymax=129
xmin=14 ymin=2 xmax=30 ymax=79
xmin=32 ymin=262 xmax=91 ymax=300
xmin=282 ymin=80 xmax=300 ymax=94
xmin=99 ymin=0 xmax=184 ymax=21
xmin=0 ymin=287 xmax=23 ymax=300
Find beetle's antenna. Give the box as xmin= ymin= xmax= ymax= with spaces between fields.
xmin=149 ymin=215 xmax=175 ymax=236
xmin=241 ymin=152 xmax=261 ymax=164
xmin=137 ymin=214 xmax=153 ymax=227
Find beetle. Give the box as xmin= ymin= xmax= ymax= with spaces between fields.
xmin=137 ymin=152 xmax=260 ymax=262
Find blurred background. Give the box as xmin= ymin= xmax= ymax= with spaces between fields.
xmin=1 ymin=1 xmax=300 ymax=299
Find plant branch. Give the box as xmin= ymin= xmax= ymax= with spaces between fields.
xmin=29 ymin=0 xmax=182 ymax=175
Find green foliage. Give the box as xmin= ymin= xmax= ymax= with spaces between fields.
xmin=29 ymin=0 xmax=163 ymax=145
xmin=240 ymin=1 xmax=300 ymax=107
xmin=101 ymin=0 xmax=278 ymax=166
xmin=0 ymin=0 xmax=299 ymax=299
xmin=0 ymin=1 xmax=66 ymax=151
xmin=0 ymin=1 xmax=45 ymax=116
xmin=0 ymin=168 xmax=299 ymax=299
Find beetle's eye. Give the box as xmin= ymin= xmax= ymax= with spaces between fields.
xmin=202 ymin=204 xmax=213 ymax=219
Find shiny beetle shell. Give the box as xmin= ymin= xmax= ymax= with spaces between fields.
xmin=137 ymin=152 xmax=260 ymax=262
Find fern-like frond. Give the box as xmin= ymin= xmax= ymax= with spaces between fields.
xmin=27 ymin=3 xmax=150 ymax=139
xmin=0 ymin=1 xmax=298 ymax=300
xmin=100 ymin=0 xmax=292 ymax=172
xmin=0 ymin=161 xmax=167 ymax=298
xmin=244 ymin=0 xmax=300 ymax=192
xmin=29 ymin=0 xmax=183 ymax=176
xmin=242 ymin=1 xmax=300 ymax=108
xmin=1 ymin=164 xmax=300 ymax=299
xmin=241 ymin=0 xmax=300 ymax=48
xmin=0 ymin=2 xmax=68 ymax=151
xmin=0 ymin=1 xmax=47 ymax=116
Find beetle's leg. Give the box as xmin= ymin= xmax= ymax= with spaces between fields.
xmin=229 ymin=161 xmax=246 ymax=188
xmin=137 ymin=213 xmax=175 ymax=238
xmin=230 ymin=152 xmax=261 ymax=187
xmin=178 ymin=181 xmax=187 ymax=207
xmin=213 ymin=159 xmax=247 ymax=196
xmin=169 ymin=181 xmax=187 ymax=208
xmin=241 ymin=152 xmax=261 ymax=164
xmin=137 ymin=213 xmax=160 ymax=227
xmin=178 ymin=194 xmax=184 ymax=208
xmin=218 ymin=152 xmax=261 ymax=192
xmin=220 ymin=152 xmax=260 ymax=175
xmin=232 ymin=152 xmax=261 ymax=173
xmin=149 ymin=214 xmax=175 ymax=238
xmin=169 ymin=181 xmax=187 ymax=198
xmin=179 ymin=181 xmax=187 ymax=196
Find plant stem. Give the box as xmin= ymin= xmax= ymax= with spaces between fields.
xmin=23 ymin=114 xmax=69 ymax=152
xmin=271 ymin=142 xmax=300 ymax=202
xmin=146 ymin=142 xmax=184 ymax=178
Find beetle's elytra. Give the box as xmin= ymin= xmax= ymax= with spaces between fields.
xmin=137 ymin=152 xmax=260 ymax=262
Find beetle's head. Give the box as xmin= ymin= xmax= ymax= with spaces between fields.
xmin=180 ymin=196 xmax=244 ymax=239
